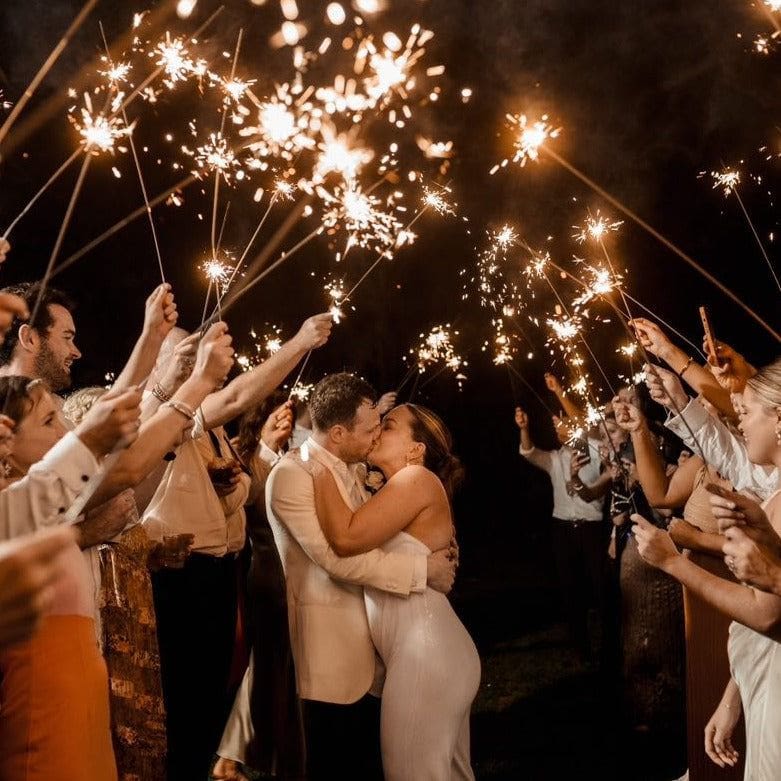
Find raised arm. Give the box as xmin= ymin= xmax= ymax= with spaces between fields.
xmin=632 ymin=317 xmax=735 ymax=420
xmin=112 ymin=284 xmax=178 ymax=392
xmin=200 ymin=314 xmax=332 ymax=429
xmin=633 ymin=514 xmax=781 ymax=639
xmin=311 ymin=464 xmax=442 ymax=556
xmin=614 ymin=396 xmax=699 ymax=508
xmin=268 ymin=460 xmax=435 ymax=596
xmin=515 ymin=407 xmax=552 ymax=472
xmin=544 ymin=373 xmax=584 ymax=420
xmin=88 ymin=323 xmax=235 ymax=507
xmin=646 ymin=363 xmax=777 ymax=497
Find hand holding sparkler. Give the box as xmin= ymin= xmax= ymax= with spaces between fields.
xmin=157 ymin=333 xmax=201 ymax=398
xmin=292 ymin=313 xmax=334 ymax=351
xmin=0 ymin=238 xmax=9 ymax=265
xmin=612 ymin=397 xmax=645 ymax=434
xmin=514 ymin=407 xmax=529 ymax=430
xmin=193 ymin=322 xmax=235 ymax=390
xmin=261 ymin=401 xmax=295 ymax=453
xmin=544 ymin=373 xmax=563 ymax=395
xmin=643 ymin=363 xmax=690 ymax=412
xmin=631 ymin=317 xmax=676 ymax=362
xmin=142 ymin=283 xmax=178 ymax=343
xmin=704 ymin=339 xmax=757 ymax=394
xmin=75 ymin=385 xmax=143 ymax=458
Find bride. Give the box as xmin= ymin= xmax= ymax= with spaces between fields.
xmin=303 ymin=402 xmax=481 ymax=781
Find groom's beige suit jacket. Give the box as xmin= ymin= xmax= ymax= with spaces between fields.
xmin=266 ymin=438 xmax=427 ymax=705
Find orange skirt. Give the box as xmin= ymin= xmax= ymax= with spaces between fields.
xmin=0 ymin=614 xmax=117 ymax=781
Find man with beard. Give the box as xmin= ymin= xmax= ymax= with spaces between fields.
xmin=0 ymin=282 xmax=81 ymax=392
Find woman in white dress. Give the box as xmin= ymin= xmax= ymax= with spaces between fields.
xmin=622 ymin=360 xmax=781 ymax=779
xmin=305 ymin=403 xmax=480 ymax=781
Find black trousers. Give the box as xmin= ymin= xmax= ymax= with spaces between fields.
xmin=302 ymin=694 xmax=384 ymax=780
xmin=152 ymin=552 xmax=238 ymax=781
xmin=551 ymin=519 xmax=610 ymax=660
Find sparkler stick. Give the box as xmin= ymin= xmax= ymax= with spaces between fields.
xmin=0 ymin=0 xmax=101 ymax=148
xmin=99 ymin=23 xmax=166 ymax=282
xmin=53 ymin=174 xmax=196 ymax=276
xmin=540 ymin=146 xmax=781 ymax=342
xmin=504 ymin=363 xmax=560 ymax=417
xmin=715 ymin=170 xmax=781 ymax=294
xmin=215 ymin=226 xmax=324 ymax=320
xmin=1 ymin=149 xmax=81 ymax=239
xmin=29 ymin=154 xmax=93 ymax=326
xmin=539 ymin=268 xmax=617 ymax=396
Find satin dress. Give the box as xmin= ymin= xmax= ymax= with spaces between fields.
xmin=365 ymin=531 xmax=481 ymax=781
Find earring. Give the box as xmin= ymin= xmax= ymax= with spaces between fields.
xmin=776 ymin=410 xmax=781 ymax=446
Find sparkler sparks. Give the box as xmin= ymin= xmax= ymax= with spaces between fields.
xmin=201 ymin=256 xmax=234 ymax=290
xmin=711 ymin=169 xmax=740 ymax=196
xmin=573 ymin=265 xmax=621 ymax=307
xmin=314 ymin=127 xmax=373 ymax=183
xmin=413 ymin=324 xmax=467 ymax=376
xmin=71 ymin=94 xmax=133 ymax=154
xmin=193 ymin=132 xmax=240 ymax=181
xmin=422 ymin=185 xmax=456 ymax=216
xmin=546 ymin=314 xmax=582 ymax=343
xmin=320 ymin=182 xmax=403 ymax=256
xmin=154 ymin=34 xmax=193 ymax=86
xmin=501 ymin=113 xmax=561 ymax=169
xmin=573 ymin=212 xmax=623 ymax=243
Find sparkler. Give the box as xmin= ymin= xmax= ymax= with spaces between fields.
xmin=711 ymin=167 xmax=781 ymax=293
xmin=99 ymin=24 xmax=166 ymax=282
xmin=525 ymin=139 xmax=781 ymax=341
xmin=0 ymin=0 xmax=101 ymax=147
xmin=490 ymin=113 xmax=561 ymax=173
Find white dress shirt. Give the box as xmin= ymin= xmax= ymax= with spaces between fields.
xmin=0 ymin=431 xmax=99 ymax=541
xmin=665 ymin=397 xmax=779 ymax=500
xmin=520 ymin=439 xmax=604 ymax=521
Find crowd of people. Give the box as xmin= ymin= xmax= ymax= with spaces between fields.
xmin=0 ymin=239 xmax=473 ymax=781
xmin=4 ymin=209 xmax=781 ymax=781
xmin=515 ymin=316 xmax=781 ymax=780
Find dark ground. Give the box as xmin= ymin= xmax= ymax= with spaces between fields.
xmin=458 ymin=523 xmax=622 ymax=781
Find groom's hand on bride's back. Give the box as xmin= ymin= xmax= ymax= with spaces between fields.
xmin=427 ymin=548 xmax=456 ymax=594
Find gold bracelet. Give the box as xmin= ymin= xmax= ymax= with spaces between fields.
xmin=677 ymin=356 xmax=693 ymax=378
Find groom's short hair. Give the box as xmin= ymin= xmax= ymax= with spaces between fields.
xmin=309 ymin=372 xmax=377 ymax=432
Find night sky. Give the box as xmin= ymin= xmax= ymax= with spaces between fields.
xmin=1 ymin=0 xmax=780 ymax=541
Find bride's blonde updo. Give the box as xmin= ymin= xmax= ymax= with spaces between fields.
xmin=401 ymin=403 xmax=464 ymax=499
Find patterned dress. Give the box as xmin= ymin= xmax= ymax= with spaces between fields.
xmin=95 ymin=491 xmax=167 ymax=780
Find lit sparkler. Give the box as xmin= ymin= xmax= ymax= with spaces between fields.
xmin=573 ymin=212 xmax=623 ymax=243
xmin=71 ymin=94 xmax=133 ymax=154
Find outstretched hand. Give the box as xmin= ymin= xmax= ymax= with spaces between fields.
xmin=632 ymin=514 xmax=680 ymax=572
xmin=704 ymin=339 xmax=756 ymax=394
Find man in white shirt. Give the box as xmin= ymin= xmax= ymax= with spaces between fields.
xmin=515 ymin=404 xmax=609 ymax=662
xmin=267 ymin=373 xmax=456 ymax=779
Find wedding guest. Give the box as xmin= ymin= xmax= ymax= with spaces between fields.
xmin=0 ymin=380 xmax=142 ymax=781
xmin=0 ymin=282 xmax=81 ymax=392
xmin=633 ymin=357 xmax=781 ymax=777
xmin=143 ymin=314 xmax=333 ymax=781
xmin=596 ymin=410 xmax=686 ymax=778
xmin=214 ymin=395 xmax=304 ymax=781
xmin=515 ymin=403 xmax=608 ymax=661
xmin=645 ymin=355 xmax=778 ymax=500
xmin=613 ymin=397 xmax=743 ymax=780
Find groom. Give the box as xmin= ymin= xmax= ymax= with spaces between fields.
xmin=266 ymin=372 xmax=456 ymax=779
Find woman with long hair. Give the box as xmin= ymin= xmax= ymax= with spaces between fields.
xmin=302 ymin=402 xmax=480 ymax=781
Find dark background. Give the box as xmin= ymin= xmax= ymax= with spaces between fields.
xmin=2 ymin=1 xmax=780 ymax=777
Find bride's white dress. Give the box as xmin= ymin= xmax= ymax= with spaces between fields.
xmin=365 ymin=531 xmax=481 ymax=781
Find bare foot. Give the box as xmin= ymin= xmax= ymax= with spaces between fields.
xmin=212 ymin=757 xmax=250 ymax=780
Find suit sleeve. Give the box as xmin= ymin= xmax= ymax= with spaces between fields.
xmin=268 ymin=460 xmax=427 ymax=596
